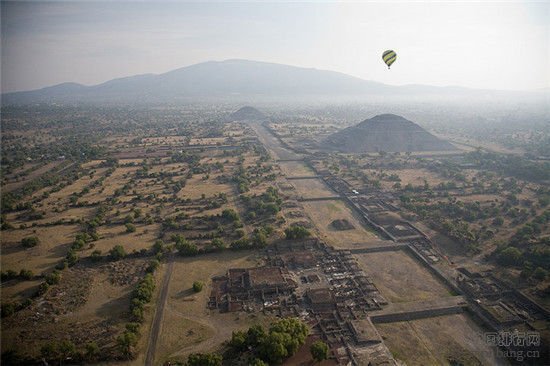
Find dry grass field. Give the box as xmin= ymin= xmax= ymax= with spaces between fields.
xmin=301 ymin=200 xmax=378 ymax=248
xmin=377 ymin=314 xmax=503 ymax=366
xmin=1 ymin=225 xmax=80 ymax=274
xmin=278 ymin=161 xmax=315 ymax=177
xmin=2 ymin=161 xmax=63 ymax=193
xmin=177 ymin=175 xmax=233 ymax=200
xmin=355 ymin=251 xmax=451 ymax=303
xmin=83 ymin=223 xmax=161 ymax=255
xmin=290 ymin=178 xmax=336 ymax=198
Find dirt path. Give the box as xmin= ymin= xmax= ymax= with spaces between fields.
xmin=247 ymin=122 xmax=302 ymax=161
xmin=145 ymin=255 xmax=174 ymax=366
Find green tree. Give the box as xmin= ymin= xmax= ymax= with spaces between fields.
xmin=193 ymin=281 xmax=204 ymax=293
xmin=117 ymin=330 xmax=138 ymax=358
xmin=186 ymin=352 xmax=222 ymax=366
xmin=228 ymin=330 xmax=247 ymax=352
xmin=147 ymin=259 xmax=160 ymax=273
xmin=249 ymin=358 xmax=268 ymax=366
xmin=497 ymin=247 xmax=522 ymax=266
xmin=284 ymin=226 xmax=311 ymax=240
xmin=257 ymin=332 xmax=288 ymax=364
xmin=310 ymin=340 xmax=329 ymax=363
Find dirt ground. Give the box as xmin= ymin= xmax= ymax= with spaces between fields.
xmin=377 ymin=314 xmax=506 ymax=366
xmin=355 ymin=251 xmax=452 ymax=303
xmin=282 ymin=335 xmax=339 ymax=366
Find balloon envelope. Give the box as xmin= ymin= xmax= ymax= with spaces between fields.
xmin=382 ymin=50 xmax=397 ymax=69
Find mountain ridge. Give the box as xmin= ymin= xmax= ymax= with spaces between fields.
xmin=1 ymin=59 xmax=541 ymax=105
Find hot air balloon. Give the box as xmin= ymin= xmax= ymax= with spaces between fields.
xmin=382 ymin=50 xmax=397 ymax=69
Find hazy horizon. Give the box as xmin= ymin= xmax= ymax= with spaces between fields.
xmin=1 ymin=1 xmax=549 ymax=94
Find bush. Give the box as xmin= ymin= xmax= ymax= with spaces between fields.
xmin=84 ymin=341 xmax=100 ymax=361
xmin=1 ymin=303 xmax=16 ymax=318
xmin=1 ymin=269 xmax=18 ymax=281
xmin=125 ymin=223 xmax=136 ymax=233
xmin=175 ymin=237 xmax=199 ymax=256
xmin=21 ymin=236 xmax=39 ymax=248
xmin=36 ymin=282 xmax=49 ymax=296
xmin=193 ymin=281 xmax=204 ymax=293
xmin=251 ymin=229 xmax=267 ymax=248
xmin=45 ymin=270 xmax=61 ymax=285
xmin=533 ymin=267 xmax=548 ymax=280
xmin=90 ymin=249 xmax=102 ymax=261
xmin=230 ymin=237 xmax=251 ymax=250
xmin=221 ymin=209 xmax=239 ymax=222
xmin=110 ymin=245 xmax=127 ymax=261
xmin=19 ymin=269 xmax=33 ymax=280
xmin=206 ymin=238 xmax=225 ymax=252
xmin=66 ymin=249 xmax=79 ymax=267
xmin=71 ymin=238 xmax=86 ymax=250
xmin=152 ymin=239 xmax=165 ymax=254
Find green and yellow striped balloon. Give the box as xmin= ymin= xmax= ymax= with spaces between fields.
xmin=382 ymin=50 xmax=397 ymax=69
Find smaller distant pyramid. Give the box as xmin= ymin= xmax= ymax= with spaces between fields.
xmin=227 ymin=106 xmax=267 ymax=121
xmin=323 ymin=114 xmax=457 ymax=153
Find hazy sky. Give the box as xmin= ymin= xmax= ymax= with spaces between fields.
xmin=1 ymin=1 xmax=549 ymax=93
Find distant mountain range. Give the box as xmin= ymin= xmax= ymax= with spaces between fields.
xmin=1 ymin=59 xmax=544 ymax=105
xmin=323 ymin=114 xmax=457 ymax=153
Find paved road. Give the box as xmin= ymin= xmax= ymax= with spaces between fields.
xmin=145 ymin=256 xmax=175 ymax=366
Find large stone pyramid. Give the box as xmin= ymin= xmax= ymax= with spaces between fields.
xmin=323 ymin=114 xmax=456 ymax=153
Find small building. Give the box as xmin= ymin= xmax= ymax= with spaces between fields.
xmin=306 ymin=288 xmax=336 ymax=312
